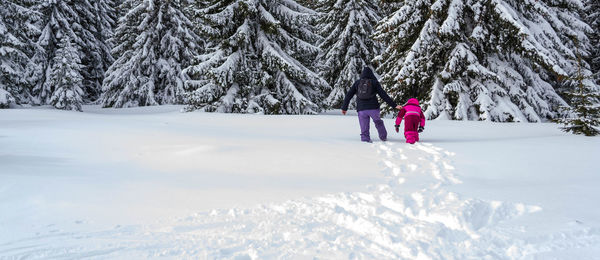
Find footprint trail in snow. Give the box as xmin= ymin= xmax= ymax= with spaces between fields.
xmin=1 ymin=142 xmax=598 ymax=259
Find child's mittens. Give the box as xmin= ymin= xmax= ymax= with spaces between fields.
xmin=395 ymin=125 xmax=400 ymax=133
xmin=418 ymin=126 xmax=424 ymax=133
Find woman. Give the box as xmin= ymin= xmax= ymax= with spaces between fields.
xmin=341 ymin=67 xmax=402 ymax=143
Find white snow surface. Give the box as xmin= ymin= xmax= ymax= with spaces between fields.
xmin=1 ymin=106 xmax=599 ymax=259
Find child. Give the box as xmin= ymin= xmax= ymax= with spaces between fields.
xmin=395 ymin=98 xmax=425 ymax=144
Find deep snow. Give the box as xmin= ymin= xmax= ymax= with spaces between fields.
xmin=0 ymin=106 xmax=599 ymax=259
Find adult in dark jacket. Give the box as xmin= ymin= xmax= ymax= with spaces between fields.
xmin=342 ymin=67 xmax=402 ymax=142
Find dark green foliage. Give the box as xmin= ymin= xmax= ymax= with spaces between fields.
xmin=557 ymin=89 xmax=600 ymax=136
xmin=556 ymin=47 xmax=600 ymax=136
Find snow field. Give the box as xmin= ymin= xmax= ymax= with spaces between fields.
xmin=0 ymin=142 xmax=580 ymax=259
xmin=0 ymin=143 xmax=464 ymax=257
xmin=1 ymin=107 xmax=599 ymax=259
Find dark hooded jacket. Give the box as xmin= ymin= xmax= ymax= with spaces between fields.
xmin=341 ymin=67 xmax=397 ymax=112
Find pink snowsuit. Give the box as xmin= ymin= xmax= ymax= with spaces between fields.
xmin=395 ymin=98 xmax=426 ymax=144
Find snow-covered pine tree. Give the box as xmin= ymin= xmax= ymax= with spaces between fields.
xmin=556 ymin=82 xmax=600 ymax=136
xmin=72 ymin=0 xmax=117 ymax=101
xmin=98 ymin=0 xmax=119 ymax=30
xmin=317 ymin=0 xmax=383 ymax=109
xmin=0 ymin=0 xmax=40 ymax=108
xmin=47 ymin=36 xmax=85 ymax=111
xmin=183 ymin=0 xmax=208 ymax=41
xmin=28 ymin=0 xmax=81 ymax=106
xmin=101 ymin=0 xmax=199 ymax=108
xmin=184 ymin=0 xmax=329 ymax=114
xmin=586 ymin=0 xmax=600 ymax=83
xmin=556 ymin=41 xmax=600 ymax=136
xmin=379 ymin=0 xmax=403 ymax=17
xmin=374 ymin=0 xmax=597 ymax=122
xmin=113 ymin=0 xmax=127 ymax=18
xmin=0 ymin=89 xmax=16 ymax=108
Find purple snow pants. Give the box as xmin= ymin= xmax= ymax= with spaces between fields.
xmin=357 ymin=109 xmax=387 ymax=142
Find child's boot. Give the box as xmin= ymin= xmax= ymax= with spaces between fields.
xmin=405 ymin=131 xmax=417 ymax=144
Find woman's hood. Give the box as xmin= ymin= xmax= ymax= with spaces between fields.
xmin=360 ymin=67 xmax=377 ymax=80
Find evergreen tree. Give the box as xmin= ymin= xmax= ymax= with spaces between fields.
xmin=101 ymin=0 xmax=199 ymax=108
xmin=28 ymin=0 xmax=81 ymax=106
xmin=317 ymin=0 xmax=383 ymax=109
xmin=48 ymin=36 xmax=85 ymax=111
xmin=73 ymin=0 xmax=117 ymax=101
xmin=586 ymin=0 xmax=599 ymax=84
xmin=113 ymin=0 xmax=127 ymax=18
xmin=0 ymin=0 xmax=40 ymax=108
xmin=556 ymin=84 xmax=600 ymax=136
xmin=184 ymin=0 xmax=329 ymax=114
xmin=374 ymin=0 xmax=597 ymax=122
xmin=98 ymin=0 xmax=119 ymax=34
xmin=556 ymin=43 xmax=600 ymax=136
xmin=0 ymin=89 xmax=16 ymax=109
xmin=379 ymin=0 xmax=403 ymax=17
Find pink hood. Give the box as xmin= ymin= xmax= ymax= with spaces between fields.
xmin=406 ymin=98 xmax=419 ymax=106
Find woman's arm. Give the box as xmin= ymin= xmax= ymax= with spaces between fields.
xmin=341 ymin=82 xmax=358 ymax=112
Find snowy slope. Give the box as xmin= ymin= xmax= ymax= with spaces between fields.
xmin=0 ymin=106 xmax=599 ymax=259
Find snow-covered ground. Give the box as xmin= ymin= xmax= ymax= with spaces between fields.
xmin=1 ymin=106 xmax=599 ymax=259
